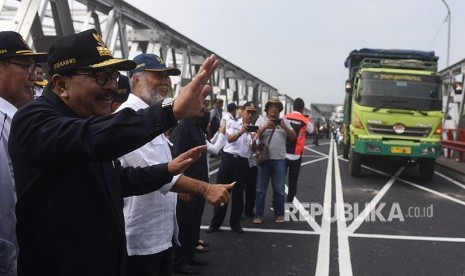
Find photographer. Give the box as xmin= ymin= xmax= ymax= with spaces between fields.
xmin=206 ymin=102 xmax=257 ymax=234
xmin=253 ymin=98 xmax=296 ymax=224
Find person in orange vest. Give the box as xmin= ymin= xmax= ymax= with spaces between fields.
xmin=284 ymin=98 xmax=314 ymax=203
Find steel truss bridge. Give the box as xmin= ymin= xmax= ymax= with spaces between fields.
xmin=0 ymin=0 xmax=311 ymax=115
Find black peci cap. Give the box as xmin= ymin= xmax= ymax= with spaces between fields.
xmin=0 ymin=31 xmax=47 ymax=62
xmin=47 ymin=29 xmax=136 ymax=75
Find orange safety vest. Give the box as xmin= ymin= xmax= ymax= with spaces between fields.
xmin=284 ymin=112 xmax=310 ymax=155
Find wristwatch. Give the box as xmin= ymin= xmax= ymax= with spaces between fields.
xmin=162 ymin=97 xmax=175 ymax=109
xmin=161 ymin=97 xmax=176 ymax=123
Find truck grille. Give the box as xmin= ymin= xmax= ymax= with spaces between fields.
xmin=367 ymin=124 xmax=431 ymax=137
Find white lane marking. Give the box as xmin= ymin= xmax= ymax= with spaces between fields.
xmin=305 ymin=146 xmax=329 ymax=158
xmin=350 ymin=233 xmax=465 ymax=243
xmin=315 ymin=140 xmax=333 ymax=276
xmin=340 ymin=156 xmax=465 ymax=202
xmin=301 ymin=156 xmax=328 ymax=166
xmin=200 ymin=225 xmax=318 ymax=235
xmin=397 ymin=177 xmax=465 ymax=207
xmin=346 ymin=167 xmax=405 ymax=234
xmin=333 ymin=142 xmax=353 ymax=276
xmin=302 ymin=154 xmax=325 ymax=158
xmin=284 ymin=185 xmax=322 ymax=233
xmin=435 ymin=171 xmax=465 ymax=190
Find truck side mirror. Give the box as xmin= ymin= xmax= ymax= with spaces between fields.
xmin=454 ymin=82 xmax=463 ymax=95
xmin=345 ymin=80 xmax=353 ymax=93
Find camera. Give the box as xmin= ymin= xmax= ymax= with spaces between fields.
xmin=246 ymin=125 xmax=259 ymax=132
xmin=273 ymin=119 xmax=282 ymax=125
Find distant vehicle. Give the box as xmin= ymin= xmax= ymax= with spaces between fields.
xmin=342 ymin=48 xmax=455 ymax=180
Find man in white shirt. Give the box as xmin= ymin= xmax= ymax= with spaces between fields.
xmin=0 ymin=31 xmax=47 ymax=276
xmin=206 ymin=102 xmax=257 ymax=234
xmin=117 ymin=54 xmax=230 ymax=276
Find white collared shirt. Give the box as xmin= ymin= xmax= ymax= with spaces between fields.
xmin=0 ymin=97 xmax=19 ymax=273
xmin=116 ymin=93 xmax=179 ymax=256
xmin=223 ymin=119 xmax=253 ymax=158
xmin=0 ymin=97 xmax=17 ymax=199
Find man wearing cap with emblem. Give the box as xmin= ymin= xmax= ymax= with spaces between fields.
xmin=116 ymin=53 xmax=200 ymax=276
xmin=8 ymin=29 xmax=233 ymax=276
xmin=206 ymin=101 xmax=257 ymax=234
xmin=0 ymin=30 xmax=47 ymax=276
xmin=253 ymin=98 xmax=296 ymax=224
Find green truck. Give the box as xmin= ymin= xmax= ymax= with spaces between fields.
xmin=343 ymin=49 xmax=443 ymax=180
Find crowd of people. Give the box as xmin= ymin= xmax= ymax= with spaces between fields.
xmin=0 ymin=28 xmax=316 ymax=276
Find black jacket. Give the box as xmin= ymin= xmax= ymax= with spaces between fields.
xmin=171 ymin=118 xmax=208 ymax=182
xmin=8 ymin=88 xmax=177 ymax=276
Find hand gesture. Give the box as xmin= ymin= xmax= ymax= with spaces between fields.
xmin=204 ymin=182 xmax=235 ymax=207
xmin=168 ymin=145 xmax=207 ymax=175
xmin=173 ymin=54 xmax=219 ymax=119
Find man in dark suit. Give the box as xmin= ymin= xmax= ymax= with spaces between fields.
xmin=8 ymin=29 xmax=232 ymax=276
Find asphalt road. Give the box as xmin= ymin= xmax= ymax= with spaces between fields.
xmin=184 ymin=138 xmax=465 ymax=276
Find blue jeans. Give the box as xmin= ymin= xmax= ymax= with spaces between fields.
xmin=255 ymin=159 xmax=286 ymax=218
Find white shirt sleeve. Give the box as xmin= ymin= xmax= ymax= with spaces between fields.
xmin=158 ymin=174 xmax=181 ymax=194
xmin=207 ymin=133 xmax=227 ymax=155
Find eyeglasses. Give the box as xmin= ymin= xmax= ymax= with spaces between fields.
xmin=6 ymin=60 xmax=37 ymax=74
xmin=73 ymin=71 xmax=120 ymax=86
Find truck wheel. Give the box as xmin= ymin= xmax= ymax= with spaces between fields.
xmin=342 ymin=140 xmax=350 ymax=159
xmin=418 ymin=158 xmax=435 ymax=181
xmin=349 ymin=147 xmax=362 ymax=177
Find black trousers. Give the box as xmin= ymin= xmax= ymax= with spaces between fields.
xmin=244 ymin=165 xmax=257 ymax=214
xmin=127 ymin=247 xmax=173 ymax=276
xmin=210 ymin=152 xmax=248 ymax=228
xmin=286 ymin=157 xmax=302 ymax=202
xmin=173 ymin=196 xmax=205 ymax=268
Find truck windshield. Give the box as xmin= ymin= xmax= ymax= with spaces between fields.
xmin=359 ymin=72 xmax=442 ymax=111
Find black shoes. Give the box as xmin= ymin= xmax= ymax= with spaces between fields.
xmin=231 ymin=226 xmax=244 ymax=234
xmin=207 ymin=225 xmax=244 ymax=233
xmin=205 ymin=226 xmax=219 ymax=233
xmin=244 ymin=210 xmax=255 ymax=218
xmin=188 ymin=258 xmax=208 ymax=266
xmin=172 ymin=264 xmax=200 ymax=275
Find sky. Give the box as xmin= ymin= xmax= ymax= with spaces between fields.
xmin=125 ymin=0 xmax=465 ymax=108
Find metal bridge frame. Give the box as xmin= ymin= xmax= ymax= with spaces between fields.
xmin=440 ymin=59 xmax=465 ymax=129
xmin=0 ymin=0 xmax=308 ymax=115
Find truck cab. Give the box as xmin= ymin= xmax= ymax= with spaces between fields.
xmin=343 ymin=49 xmax=443 ymax=180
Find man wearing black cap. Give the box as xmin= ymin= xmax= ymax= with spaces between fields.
xmin=0 ymin=30 xmax=47 ymax=276
xmin=8 ymin=29 xmax=232 ymax=276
